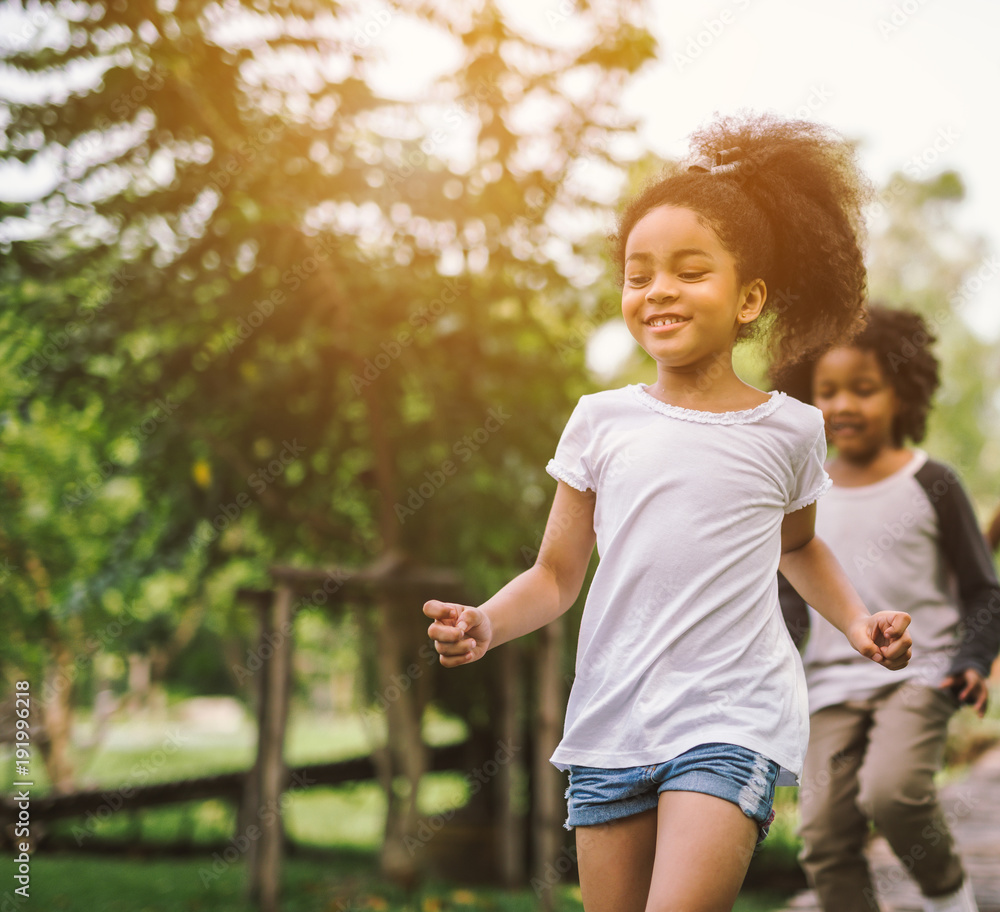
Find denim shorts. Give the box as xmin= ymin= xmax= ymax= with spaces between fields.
xmin=564 ymin=742 xmax=779 ymax=845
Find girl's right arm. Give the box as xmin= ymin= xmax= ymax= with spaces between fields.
xmin=424 ymin=480 xmax=597 ymax=668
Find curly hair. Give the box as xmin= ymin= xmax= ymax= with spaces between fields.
xmin=774 ymin=304 xmax=941 ymax=445
xmin=610 ymin=113 xmax=873 ymax=377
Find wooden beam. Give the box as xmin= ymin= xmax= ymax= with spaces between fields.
xmin=0 ymin=744 xmax=471 ymax=828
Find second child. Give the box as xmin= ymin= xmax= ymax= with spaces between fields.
xmin=776 ymin=305 xmax=1000 ymax=912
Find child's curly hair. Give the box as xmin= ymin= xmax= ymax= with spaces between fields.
xmin=611 ymin=112 xmax=873 ymax=377
xmin=775 ymin=304 xmax=941 ymax=445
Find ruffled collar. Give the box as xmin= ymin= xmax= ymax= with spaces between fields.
xmin=631 ymin=384 xmax=786 ymax=426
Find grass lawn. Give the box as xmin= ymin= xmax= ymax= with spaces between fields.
xmin=25 ymin=850 xmax=791 ymax=912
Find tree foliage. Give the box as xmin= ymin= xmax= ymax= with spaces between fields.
xmin=865 ymin=170 xmax=999 ymax=503
xmin=0 ymin=0 xmax=656 ymax=767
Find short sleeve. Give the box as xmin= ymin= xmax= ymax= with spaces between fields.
xmin=546 ymin=397 xmax=596 ymax=493
xmin=785 ymin=424 xmax=831 ymax=513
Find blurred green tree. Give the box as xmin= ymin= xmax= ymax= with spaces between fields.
xmin=1 ymin=0 xmax=655 ymax=879
xmin=0 ymin=259 xmax=220 ymax=789
xmin=865 ymin=170 xmax=1000 ymax=503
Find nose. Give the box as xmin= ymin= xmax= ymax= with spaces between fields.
xmin=825 ymin=389 xmax=858 ymax=415
xmin=644 ymin=270 xmax=677 ymax=303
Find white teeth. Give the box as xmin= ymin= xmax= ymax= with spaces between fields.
xmin=648 ymin=317 xmax=684 ymax=326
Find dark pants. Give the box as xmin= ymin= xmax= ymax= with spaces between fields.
xmin=798 ymin=682 xmax=965 ymax=912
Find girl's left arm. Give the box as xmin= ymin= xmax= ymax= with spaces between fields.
xmin=778 ymin=502 xmax=912 ymax=669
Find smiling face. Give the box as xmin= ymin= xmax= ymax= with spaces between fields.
xmin=621 ymin=205 xmax=765 ymax=376
xmin=812 ymin=346 xmax=901 ymax=462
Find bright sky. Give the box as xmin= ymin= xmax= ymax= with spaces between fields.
xmin=364 ymin=0 xmax=1000 ymax=340
xmin=3 ymin=0 xmax=999 ymax=339
xmin=514 ymin=0 xmax=1000 ymax=341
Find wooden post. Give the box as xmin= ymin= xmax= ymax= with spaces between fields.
xmin=374 ymin=589 xmax=427 ymax=886
xmin=239 ymin=589 xmax=270 ymax=872
xmin=532 ymin=616 xmax=565 ymax=909
xmin=245 ymin=584 xmax=294 ymax=912
xmin=498 ymin=640 xmax=525 ymax=887
xmin=236 ymin=559 xmax=461 ymax=889
xmin=39 ymin=633 xmax=77 ymax=793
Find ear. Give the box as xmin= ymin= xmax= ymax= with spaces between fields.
xmin=738 ymin=279 xmax=767 ymax=324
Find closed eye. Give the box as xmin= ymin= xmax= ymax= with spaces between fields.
xmin=626 ymin=275 xmax=649 ymax=286
xmin=679 ymin=271 xmax=706 ymax=280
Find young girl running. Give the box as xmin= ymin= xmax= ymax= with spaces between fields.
xmin=775 ymin=305 xmax=1000 ymax=912
xmin=425 ymin=114 xmax=913 ymax=912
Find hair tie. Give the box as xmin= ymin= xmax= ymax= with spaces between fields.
xmin=688 ymin=147 xmax=743 ymax=175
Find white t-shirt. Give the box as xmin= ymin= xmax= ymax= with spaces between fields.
xmin=545 ymin=384 xmax=830 ymax=784
xmin=801 ymin=450 xmax=961 ymax=713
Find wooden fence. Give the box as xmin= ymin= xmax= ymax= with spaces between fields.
xmin=2 ymin=552 xmax=570 ymax=912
